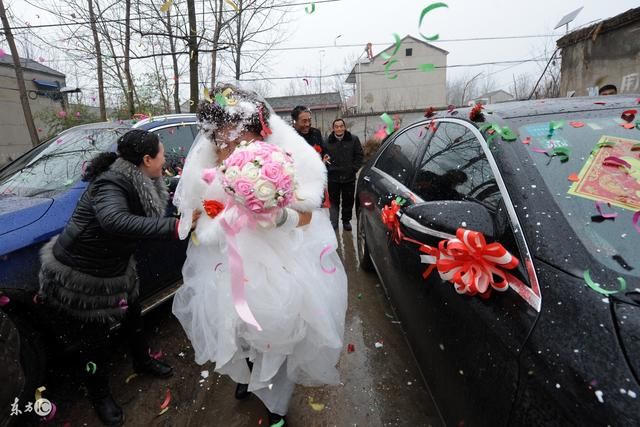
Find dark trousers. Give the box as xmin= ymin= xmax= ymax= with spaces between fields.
xmin=328 ymin=180 xmax=356 ymax=227
xmin=59 ymin=302 xmax=149 ymax=398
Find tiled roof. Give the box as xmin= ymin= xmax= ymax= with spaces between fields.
xmin=0 ymin=55 xmax=65 ymax=78
xmin=266 ymin=92 xmax=342 ymax=111
xmin=557 ymin=7 xmax=640 ymax=48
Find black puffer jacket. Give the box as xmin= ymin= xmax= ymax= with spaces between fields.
xmin=39 ymin=158 xmax=177 ymax=322
xmin=324 ymin=131 xmax=364 ymax=183
xmin=53 ymin=160 xmax=177 ymax=276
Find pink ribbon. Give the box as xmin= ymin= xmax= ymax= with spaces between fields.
xmin=219 ymin=203 xmax=263 ymax=331
xmin=603 ymin=156 xmax=632 ymax=169
xmin=319 ymin=244 xmax=336 ymax=274
xmin=595 ymin=201 xmax=618 ymax=219
xmin=633 ymin=211 xmax=640 ymax=234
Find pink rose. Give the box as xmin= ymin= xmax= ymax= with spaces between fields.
xmin=261 ymin=161 xmax=285 ymax=182
xmin=276 ymin=175 xmax=293 ymax=193
xmin=234 ymin=178 xmax=254 ymax=197
xmin=244 ymin=196 xmax=265 ymax=213
xmin=225 ymin=149 xmax=255 ymax=169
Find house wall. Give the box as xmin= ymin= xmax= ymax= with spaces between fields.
xmin=355 ymin=38 xmax=447 ymax=112
xmin=0 ymin=67 xmax=65 ymax=166
xmin=559 ymin=24 xmax=640 ymax=96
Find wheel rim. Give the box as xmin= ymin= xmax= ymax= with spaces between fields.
xmin=357 ymin=211 xmax=367 ymax=261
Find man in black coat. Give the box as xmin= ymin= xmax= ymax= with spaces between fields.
xmin=324 ymin=118 xmax=363 ymax=231
xmin=291 ymin=105 xmax=326 ymax=156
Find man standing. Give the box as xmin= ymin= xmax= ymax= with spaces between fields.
xmin=291 ymin=105 xmax=325 ymax=155
xmin=325 ymin=118 xmax=363 ymax=231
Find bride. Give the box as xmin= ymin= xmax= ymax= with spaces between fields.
xmin=171 ymin=84 xmax=348 ymax=426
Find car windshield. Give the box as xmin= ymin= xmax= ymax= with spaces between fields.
xmin=0 ymin=126 xmax=127 ymax=197
xmin=517 ymin=113 xmax=639 ymax=278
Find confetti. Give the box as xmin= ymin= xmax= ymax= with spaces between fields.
xmin=304 ymin=2 xmax=315 ymax=14
xmin=381 ymin=33 xmax=402 ymax=60
xmin=225 ymin=0 xmax=240 ymax=12
xmin=347 ymin=343 xmax=355 ymax=353
xmin=302 ymin=78 xmax=310 ymax=86
xmin=384 ymin=59 xmax=398 ymax=79
xmin=319 ymin=245 xmax=336 ymax=274
xmin=380 ymin=113 xmax=394 ymax=135
xmin=550 ymin=146 xmax=570 ymax=162
xmin=308 ymin=397 xmax=325 ymax=411
xmin=595 ymin=390 xmax=605 ymax=403
xmin=159 ymin=0 xmax=173 ymax=13
xmin=374 ymin=341 xmax=384 ymax=348
xmin=201 ymin=370 xmax=209 ymax=379
xmin=125 ymin=373 xmax=138 ymax=383
xmin=159 ymin=388 xmax=171 ymax=414
xmin=567 ymin=173 xmax=580 ymax=182
xmin=148 ymin=348 xmax=163 ymax=360
xmin=203 ymin=87 xmax=212 ymax=102
xmin=595 ymin=201 xmax=618 ymax=219
xmin=38 ymin=56 xmax=45 ymax=63
xmin=0 ymin=295 xmax=9 ymax=307
xmin=418 ymin=63 xmax=436 ymax=72
xmin=583 ymin=270 xmax=626 ymax=296
xmin=85 ymin=361 xmax=97 ymax=374
xmin=418 ymin=2 xmax=448 ymax=41
xmin=0 ymin=48 xmax=6 ymax=58
xmin=357 ymin=292 xmax=362 ymax=299
xmin=118 ymin=298 xmax=128 ymax=310
xmin=621 ymin=109 xmax=637 ymax=123
xmin=522 ymin=137 xmax=531 ymax=145
xmin=569 ymin=121 xmax=584 ymax=128
xmin=633 ymin=211 xmax=640 ymax=234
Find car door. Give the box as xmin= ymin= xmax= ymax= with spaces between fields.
xmin=390 ymin=119 xmax=540 ymax=425
xmin=135 ymin=123 xmax=198 ymax=299
xmin=358 ymin=123 xmax=430 ymax=294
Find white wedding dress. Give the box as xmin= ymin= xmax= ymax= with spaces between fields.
xmin=171 ymin=113 xmax=348 ymax=415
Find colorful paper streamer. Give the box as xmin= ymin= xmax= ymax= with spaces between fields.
xmin=583 ymin=270 xmax=626 ymax=296
xmin=419 ymin=2 xmax=448 ymax=41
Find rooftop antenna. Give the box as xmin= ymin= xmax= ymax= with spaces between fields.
xmin=554 ymin=6 xmax=584 ymax=34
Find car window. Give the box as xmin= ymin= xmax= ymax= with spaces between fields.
xmin=413 ymin=121 xmax=501 ymax=211
xmin=517 ymin=115 xmax=640 ymax=278
xmin=374 ymin=125 xmax=427 ymax=186
xmin=154 ymin=124 xmax=197 ymax=176
xmin=0 ymin=127 xmax=127 ymax=197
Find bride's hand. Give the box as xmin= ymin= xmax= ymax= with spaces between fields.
xmin=296 ymin=210 xmax=312 ymax=227
xmin=191 ymin=210 xmax=202 ymax=230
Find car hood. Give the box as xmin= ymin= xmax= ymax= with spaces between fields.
xmin=0 ymin=195 xmax=54 ymax=236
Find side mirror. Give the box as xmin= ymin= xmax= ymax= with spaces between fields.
xmin=402 ymin=200 xmax=495 ymax=240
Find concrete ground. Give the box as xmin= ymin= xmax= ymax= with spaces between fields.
xmin=30 ymin=226 xmax=442 ymax=427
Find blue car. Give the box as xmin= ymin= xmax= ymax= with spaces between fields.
xmin=0 ymin=114 xmax=197 ymax=427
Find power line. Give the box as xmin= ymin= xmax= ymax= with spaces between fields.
xmin=3 ymin=0 xmax=342 ymax=31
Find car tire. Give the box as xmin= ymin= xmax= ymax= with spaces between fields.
xmin=0 ymin=311 xmax=47 ymax=427
xmin=357 ymin=210 xmax=375 ymax=273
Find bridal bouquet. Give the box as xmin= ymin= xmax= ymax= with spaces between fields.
xmin=220 ymin=140 xmax=296 ymax=214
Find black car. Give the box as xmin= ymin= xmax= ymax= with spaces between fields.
xmin=356 ymin=95 xmax=640 ymax=426
xmin=0 ymin=115 xmax=198 ymax=426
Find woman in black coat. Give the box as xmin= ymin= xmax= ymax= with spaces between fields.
xmin=38 ymin=129 xmax=196 ymax=426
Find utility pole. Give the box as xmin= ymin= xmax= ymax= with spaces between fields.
xmin=0 ymin=0 xmax=39 ymax=147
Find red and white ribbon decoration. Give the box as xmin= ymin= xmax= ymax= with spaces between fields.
xmin=427 ymin=229 xmax=519 ymax=297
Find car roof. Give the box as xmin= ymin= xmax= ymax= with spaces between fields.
xmin=437 ymin=95 xmax=640 ymax=122
xmin=132 ymin=113 xmax=197 ymax=130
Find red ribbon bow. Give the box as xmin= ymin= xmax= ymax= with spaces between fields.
xmin=203 ymin=199 xmax=225 ymax=218
xmin=425 ymin=229 xmax=519 ymax=298
xmin=381 ymin=200 xmax=402 ymax=244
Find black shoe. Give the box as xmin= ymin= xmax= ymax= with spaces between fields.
xmin=90 ymin=394 xmax=124 ymax=426
xmin=268 ymin=410 xmax=287 ymax=426
xmin=133 ymin=357 xmax=173 ymax=378
xmin=343 ymin=222 xmax=353 ymax=232
xmin=235 ymin=383 xmax=251 ymax=400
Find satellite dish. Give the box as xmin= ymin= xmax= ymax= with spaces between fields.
xmin=555 ymin=6 xmax=583 ymax=31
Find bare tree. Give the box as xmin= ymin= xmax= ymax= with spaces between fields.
xmin=88 ymin=0 xmax=106 ymax=120
xmin=510 ymin=72 xmax=534 ymax=100
xmin=0 ymin=0 xmax=39 ymax=146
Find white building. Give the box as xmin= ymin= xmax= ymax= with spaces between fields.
xmin=346 ymin=35 xmax=448 ymax=113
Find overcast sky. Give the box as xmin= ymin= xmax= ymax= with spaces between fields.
xmin=5 ymin=0 xmax=639 ymax=101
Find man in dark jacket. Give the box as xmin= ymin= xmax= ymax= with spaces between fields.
xmin=324 ymin=118 xmax=363 ymax=231
xmin=291 ymin=105 xmax=326 ymax=155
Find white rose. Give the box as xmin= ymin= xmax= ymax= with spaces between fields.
xmin=241 ymin=162 xmax=261 ymax=181
xmin=254 ymin=179 xmax=277 ymax=201
xmin=225 ymin=166 xmax=241 ymax=181
xmin=271 ymin=152 xmax=285 ymax=163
